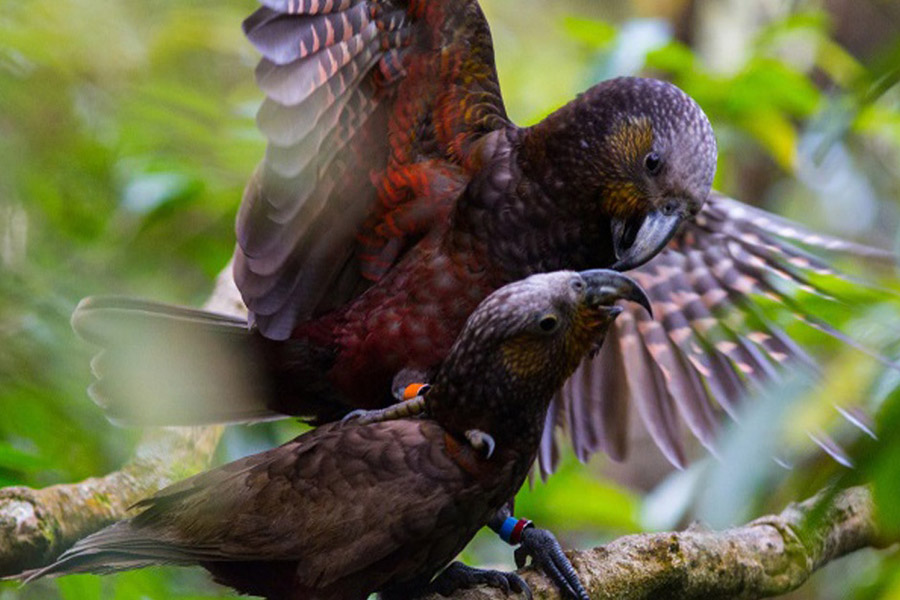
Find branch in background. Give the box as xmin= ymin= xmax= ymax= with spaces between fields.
xmin=0 ymin=267 xmax=245 ymax=577
xmin=438 ymin=486 xmax=888 ymax=600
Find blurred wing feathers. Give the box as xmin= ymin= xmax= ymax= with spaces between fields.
xmin=615 ymin=310 xmax=688 ymax=469
xmin=552 ymin=193 xmax=897 ymax=469
xmin=236 ymin=0 xmax=509 ymax=339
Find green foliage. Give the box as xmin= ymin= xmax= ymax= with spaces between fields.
xmin=865 ymin=384 xmax=900 ymax=536
xmin=517 ymin=455 xmax=641 ymax=534
xmin=0 ymin=0 xmax=260 ymax=596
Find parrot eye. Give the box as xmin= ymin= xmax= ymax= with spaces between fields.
xmin=538 ymin=314 xmax=559 ymax=333
xmin=644 ymin=152 xmax=662 ymax=175
xmin=570 ymin=278 xmax=585 ymax=293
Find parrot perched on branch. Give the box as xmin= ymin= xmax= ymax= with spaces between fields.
xmin=74 ymin=0 xmax=895 ymax=471
xmin=25 ymin=270 xmax=651 ymax=600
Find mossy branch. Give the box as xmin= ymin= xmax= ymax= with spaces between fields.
xmin=0 ymin=268 xmax=244 ymax=577
xmin=439 ymin=485 xmax=887 ymax=600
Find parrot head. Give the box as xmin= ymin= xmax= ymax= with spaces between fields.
xmin=429 ymin=269 xmax=651 ymax=441
xmin=525 ymin=76 xmax=717 ymax=273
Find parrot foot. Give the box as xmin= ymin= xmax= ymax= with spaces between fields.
xmin=429 ymin=561 xmax=532 ymax=599
xmin=341 ymin=395 xmax=427 ymax=426
xmin=514 ymin=528 xmax=589 ymax=600
xmin=465 ymin=429 xmax=496 ymax=459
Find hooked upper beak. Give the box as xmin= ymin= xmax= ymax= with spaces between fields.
xmin=609 ymin=208 xmax=684 ymax=272
xmin=578 ymin=269 xmax=653 ymax=318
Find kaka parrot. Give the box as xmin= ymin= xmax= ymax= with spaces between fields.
xmin=73 ymin=0 xmax=894 ymax=472
xmin=24 ymin=270 xmax=651 ymax=600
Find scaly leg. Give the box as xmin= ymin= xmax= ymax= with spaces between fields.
xmin=343 ymin=367 xmax=431 ymax=425
xmin=341 ymin=394 xmax=427 ymax=426
xmin=488 ymin=507 xmax=589 ymax=600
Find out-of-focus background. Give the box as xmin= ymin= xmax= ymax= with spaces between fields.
xmin=1 ymin=0 xmax=899 ymax=598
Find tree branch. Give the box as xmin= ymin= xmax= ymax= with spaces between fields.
xmin=0 ymin=267 xmax=245 ymax=577
xmin=437 ymin=486 xmax=887 ymax=600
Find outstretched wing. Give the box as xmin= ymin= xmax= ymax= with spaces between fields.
xmin=543 ymin=193 xmax=897 ymax=474
xmin=235 ymin=0 xmax=510 ymax=339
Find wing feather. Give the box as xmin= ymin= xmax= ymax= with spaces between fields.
xmin=551 ymin=193 xmax=897 ymax=468
xmin=236 ymin=0 xmax=509 ymax=339
xmin=617 ymin=311 xmax=688 ymax=469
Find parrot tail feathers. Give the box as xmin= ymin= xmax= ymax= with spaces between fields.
xmin=20 ymin=522 xmax=196 ymax=581
xmin=71 ymin=296 xmax=285 ymax=426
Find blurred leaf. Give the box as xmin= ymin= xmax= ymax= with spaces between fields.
xmin=516 ymin=455 xmax=640 ymax=533
xmin=867 ymin=384 xmax=900 ymax=537
xmin=121 ymin=172 xmax=201 ymax=216
xmin=645 ymin=40 xmax=696 ymax=75
xmin=817 ymin=40 xmax=865 ymax=88
xmin=56 ymin=575 xmax=102 ymax=600
xmin=695 ymin=374 xmax=816 ymax=528
xmin=739 ymin=108 xmax=798 ymax=170
xmin=0 ymin=442 xmax=47 ymax=473
xmin=561 ymin=16 xmax=616 ymax=50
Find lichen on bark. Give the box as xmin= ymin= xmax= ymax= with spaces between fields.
xmin=436 ymin=486 xmax=887 ymax=600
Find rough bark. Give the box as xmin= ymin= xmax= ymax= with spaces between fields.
xmin=0 ymin=267 xmax=244 ymax=577
xmin=436 ymin=486 xmax=886 ymax=600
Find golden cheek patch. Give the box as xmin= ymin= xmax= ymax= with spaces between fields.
xmin=500 ymin=309 xmax=612 ymax=378
xmin=599 ymin=116 xmax=654 ymax=218
xmin=564 ymin=307 xmax=609 ymax=361
xmin=501 ymin=335 xmax=555 ymax=378
xmin=603 ymin=180 xmax=644 ymax=219
xmin=607 ymin=115 xmax=654 ymax=168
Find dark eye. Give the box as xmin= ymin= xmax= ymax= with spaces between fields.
xmin=570 ymin=278 xmax=585 ymax=293
xmin=644 ymin=152 xmax=662 ymax=175
xmin=538 ymin=314 xmax=559 ymax=333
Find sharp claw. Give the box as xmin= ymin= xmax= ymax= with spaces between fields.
xmin=514 ymin=545 xmax=528 ymax=569
xmin=465 ymin=429 xmax=496 ymax=459
xmin=431 ymin=562 xmax=530 ymax=598
xmin=507 ymin=573 xmax=524 ymax=593
xmin=551 ymin=549 xmax=586 ymax=600
xmin=509 ymin=574 xmax=533 ymax=600
xmin=540 ymin=557 xmax=567 ymax=595
xmin=340 ymin=409 xmax=367 ymax=424
xmin=496 ymin=574 xmax=510 ymax=594
xmin=483 ymin=434 xmax=495 ymax=458
xmin=555 ymin=550 xmax=588 ymax=600
xmin=518 ymin=528 xmax=589 ymax=600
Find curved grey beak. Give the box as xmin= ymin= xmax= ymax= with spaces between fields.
xmin=610 ymin=209 xmax=683 ymax=272
xmin=579 ymin=269 xmax=653 ymax=318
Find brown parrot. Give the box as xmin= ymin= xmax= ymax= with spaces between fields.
xmin=74 ymin=0 xmax=892 ymax=470
xmin=24 ymin=270 xmax=651 ymax=600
